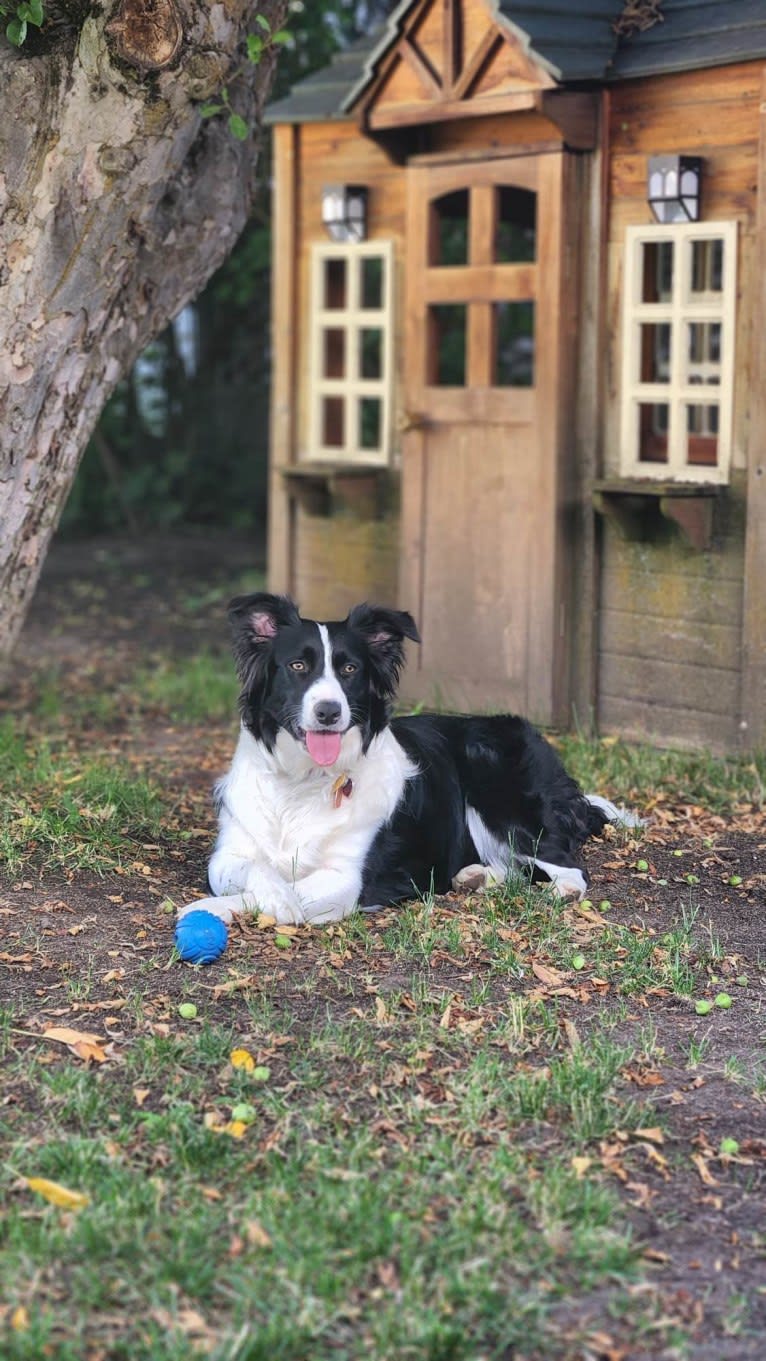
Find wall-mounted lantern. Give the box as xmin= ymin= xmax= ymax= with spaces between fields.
xmin=321 ymin=184 xmax=369 ymax=243
xmin=647 ymin=155 xmax=703 ymax=223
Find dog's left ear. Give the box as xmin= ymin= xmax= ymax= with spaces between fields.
xmin=347 ymin=603 xmax=421 ymax=697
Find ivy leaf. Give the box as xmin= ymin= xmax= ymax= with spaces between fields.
xmin=271 ymin=30 xmax=292 ymax=46
xmin=255 ymin=13 xmax=271 ymax=31
xmin=6 ymin=16 xmax=27 ymax=44
xmin=228 ymin=113 xmax=249 ymax=142
xmin=246 ymin=33 xmax=264 ymax=62
xmin=199 ymin=102 xmax=223 ymax=118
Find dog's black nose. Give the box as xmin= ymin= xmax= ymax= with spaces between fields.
xmin=313 ymin=701 xmax=342 ymax=727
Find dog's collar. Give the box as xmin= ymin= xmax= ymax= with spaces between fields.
xmin=330 ymin=773 xmax=353 ymax=809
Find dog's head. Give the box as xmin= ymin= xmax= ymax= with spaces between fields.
xmin=227 ymin=593 xmax=420 ymax=764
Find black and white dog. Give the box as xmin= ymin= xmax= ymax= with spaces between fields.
xmin=179 ymin=593 xmax=632 ymax=927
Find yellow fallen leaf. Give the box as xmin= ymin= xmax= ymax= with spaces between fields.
xmin=634 ymin=1126 xmax=664 ymax=1145
xmin=691 ymin=1153 xmax=718 ymax=1187
xmin=531 ymin=961 xmax=565 ymax=988
xmin=230 ymin=1048 xmax=255 ymax=1072
xmin=25 ymin=1177 xmax=89 ymax=1210
xmin=42 ymin=1026 xmax=107 ymax=1063
xmin=244 ymin=1219 xmax=273 ymax=1248
xmin=375 ymin=995 xmax=389 ymax=1023
xmin=221 ymin=1120 xmax=248 ymax=1139
xmin=11 ymin=1305 xmax=29 ymax=1331
xmin=571 ymin=1155 xmax=592 ymax=1179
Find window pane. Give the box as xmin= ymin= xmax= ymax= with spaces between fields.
xmin=359 ymin=327 xmax=382 ymax=380
xmin=641 ymin=240 xmax=673 ymax=303
xmin=686 ymin=322 xmax=721 ymax=384
xmin=428 ymin=304 xmax=467 ymax=385
xmin=691 ymin=239 xmax=723 ymax=296
xmin=430 ymin=191 xmax=469 ymax=267
xmin=639 ymin=322 xmax=671 ymax=383
xmin=359 ymin=398 xmax=381 ymax=450
xmin=322 ymin=396 xmax=344 ymax=447
xmin=360 ymin=256 xmax=383 ymax=309
xmin=638 ymin=402 xmax=669 ymax=463
xmin=323 ymin=329 xmax=345 ymax=379
xmin=494 ymin=302 xmax=535 ymax=387
xmin=495 ymin=187 xmax=536 ymax=263
xmin=324 ymin=258 xmax=346 ymax=309
xmin=686 ymin=403 xmax=719 ymax=466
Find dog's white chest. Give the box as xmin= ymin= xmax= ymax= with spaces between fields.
xmin=218 ymin=727 xmax=415 ymax=882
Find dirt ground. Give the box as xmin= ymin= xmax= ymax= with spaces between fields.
xmin=2 ymin=531 xmax=765 ymax=1359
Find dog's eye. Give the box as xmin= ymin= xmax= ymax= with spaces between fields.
xmin=340 ymin=662 xmax=358 ymax=676
xmin=288 ymin=660 xmax=307 ymax=673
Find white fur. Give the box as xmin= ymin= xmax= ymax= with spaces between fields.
xmin=586 ymin=794 xmax=643 ymax=828
xmin=177 ymin=723 xmax=417 ymax=926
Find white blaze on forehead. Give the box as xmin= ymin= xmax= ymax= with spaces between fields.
xmin=299 ymin=623 xmax=351 ymax=731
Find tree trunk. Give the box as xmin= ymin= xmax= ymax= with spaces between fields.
xmin=0 ymin=0 xmax=288 ymax=670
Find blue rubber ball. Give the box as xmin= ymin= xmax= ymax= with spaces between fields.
xmin=175 ymin=910 xmax=228 ymax=964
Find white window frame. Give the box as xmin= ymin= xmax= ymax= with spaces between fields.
xmin=620 ymin=220 xmax=737 ymax=485
xmin=307 ymin=240 xmax=394 ymax=466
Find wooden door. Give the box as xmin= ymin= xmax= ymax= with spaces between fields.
xmin=400 ymin=152 xmax=571 ymax=722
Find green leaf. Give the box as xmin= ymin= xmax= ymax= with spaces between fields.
xmin=271 ymin=30 xmax=292 ymax=46
xmin=228 ymin=113 xmax=249 ymax=141
xmin=255 ymin=13 xmax=270 ymax=30
xmin=199 ymin=102 xmax=223 ymax=118
xmin=246 ymin=33 xmax=264 ymax=62
xmin=7 ymin=16 xmax=26 ymax=43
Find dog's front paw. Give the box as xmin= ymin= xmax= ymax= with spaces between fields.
xmin=242 ymin=875 xmax=306 ymax=925
xmin=177 ymin=894 xmax=239 ymax=925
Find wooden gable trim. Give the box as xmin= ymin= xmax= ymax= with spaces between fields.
xmin=353 ymin=0 xmax=556 ymax=135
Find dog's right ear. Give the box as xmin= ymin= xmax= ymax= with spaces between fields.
xmin=227 ymin=592 xmax=301 ymax=683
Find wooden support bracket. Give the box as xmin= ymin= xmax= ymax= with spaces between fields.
xmin=592 ymin=480 xmax=720 ymax=550
xmin=279 ymin=464 xmax=391 ymax=519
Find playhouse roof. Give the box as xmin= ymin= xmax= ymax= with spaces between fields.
xmin=265 ymin=0 xmax=766 ymax=124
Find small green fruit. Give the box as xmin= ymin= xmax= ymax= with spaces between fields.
xmin=719 ymin=1137 xmax=739 ymax=1156
xmin=736 ymin=975 xmax=749 ymax=987
xmin=635 ymin=859 xmax=649 ymax=873
xmin=253 ymin=1066 xmax=271 ymax=1082
xmin=714 ymin=992 xmax=733 ymax=1009
xmin=571 ymin=954 xmax=586 ymax=971
xmin=672 ymin=849 xmax=684 ymax=858
xmin=728 ymin=875 xmax=743 ymax=886
xmin=686 ymin=874 xmax=699 ymax=884
xmin=580 ymin=899 xmax=593 ymax=909
xmin=598 ymin=900 xmax=611 ymax=912
xmin=695 ymin=999 xmax=713 ymax=1015
xmin=274 ymin=934 xmax=292 ymax=949
xmin=178 ymin=1002 xmax=198 ymax=1020
xmin=231 ymin=1103 xmax=256 ymax=1123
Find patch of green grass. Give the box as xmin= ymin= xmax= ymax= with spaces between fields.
xmin=135 ymin=650 xmax=238 ymax=723
xmin=0 ymin=718 xmax=163 ymax=874
xmin=556 ymin=732 xmax=765 ymax=815
xmin=0 ymin=1006 xmax=656 ymax=1361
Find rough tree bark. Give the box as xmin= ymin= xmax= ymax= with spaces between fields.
xmin=0 ymin=0 xmax=289 ymax=670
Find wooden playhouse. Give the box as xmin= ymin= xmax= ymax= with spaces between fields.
xmin=264 ymin=0 xmax=766 ymax=752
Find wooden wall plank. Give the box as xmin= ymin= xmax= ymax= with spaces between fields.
xmin=600 ymin=651 xmax=740 ymax=718
xmin=599 ymin=695 xmax=740 ymax=753
xmin=740 ymin=71 xmax=766 ymax=749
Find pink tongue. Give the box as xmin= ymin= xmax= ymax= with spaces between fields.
xmin=305 ymin=730 xmax=342 ymax=766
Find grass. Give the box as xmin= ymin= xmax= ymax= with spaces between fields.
xmin=1 ymin=1005 xmax=653 ymax=1361
xmin=0 ymin=719 xmax=163 ymax=875
xmin=135 ymin=650 xmax=238 ymax=723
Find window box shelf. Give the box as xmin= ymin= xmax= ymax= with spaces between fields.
xmin=592 ymin=479 xmax=721 ymax=551
xmin=280 ymin=463 xmax=392 ymax=518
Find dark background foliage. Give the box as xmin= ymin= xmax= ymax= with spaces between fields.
xmin=61 ymin=1 xmax=397 ymax=537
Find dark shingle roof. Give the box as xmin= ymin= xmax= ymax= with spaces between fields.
xmin=265 ymin=1 xmax=766 ymax=124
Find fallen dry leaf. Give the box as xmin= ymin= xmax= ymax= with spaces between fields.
xmin=25 ymin=1177 xmax=89 ymax=1211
